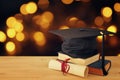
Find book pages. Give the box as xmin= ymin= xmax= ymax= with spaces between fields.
xmin=58 ymin=52 xmax=99 ymax=65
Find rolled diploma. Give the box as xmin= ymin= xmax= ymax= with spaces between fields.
xmin=48 ymin=59 xmax=88 ymax=77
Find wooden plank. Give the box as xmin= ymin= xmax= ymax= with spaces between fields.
xmin=0 ymin=56 xmax=120 ymax=80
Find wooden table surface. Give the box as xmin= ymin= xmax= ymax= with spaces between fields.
xmin=0 ymin=56 xmax=120 ymax=80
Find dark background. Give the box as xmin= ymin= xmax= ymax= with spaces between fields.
xmin=0 ymin=0 xmax=120 ymax=56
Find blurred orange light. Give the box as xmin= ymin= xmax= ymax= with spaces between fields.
xmin=107 ymin=25 xmax=117 ymax=33
xmin=42 ymin=11 xmax=54 ymax=22
xmin=20 ymin=4 xmax=28 ymax=15
xmin=68 ymin=17 xmax=78 ymax=26
xmin=6 ymin=17 xmax=16 ymax=28
xmin=33 ymin=32 xmax=46 ymax=46
xmin=94 ymin=16 xmax=104 ymax=26
xmin=109 ymin=37 xmax=118 ymax=47
xmin=7 ymin=28 xmax=16 ymax=38
xmin=32 ymin=15 xmax=41 ymax=25
xmin=6 ymin=41 xmax=16 ymax=53
xmin=69 ymin=17 xmax=78 ymax=22
xmin=14 ymin=14 xmax=23 ymax=23
xmin=114 ymin=2 xmax=120 ymax=12
xmin=101 ymin=7 xmax=112 ymax=18
xmin=61 ymin=0 xmax=74 ymax=4
xmin=39 ymin=11 xmax=54 ymax=29
xmin=16 ymin=32 xmax=25 ymax=42
xmin=103 ymin=17 xmax=112 ymax=23
xmin=14 ymin=22 xmax=24 ymax=32
xmin=59 ymin=25 xmax=70 ymax=29
xmin=118 ymin=54 xmax=120 ymax=57
xmin=0 ymin=31 xmax=6 ymax=42
xmin=97 ymin=35 xmax=106 ymax=43
xmin=38 ymin=0 xmax=49 ymax=10
xmin=97 ymin=36 xmax=102 ymax=43
xmin=26 ymin=2 xmax=37 ymax=14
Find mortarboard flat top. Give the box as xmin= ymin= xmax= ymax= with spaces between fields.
xmin=50 ymin=27 xmax=114 ymax=58
xmin=50 ymin=27 xmax=114 ymax=40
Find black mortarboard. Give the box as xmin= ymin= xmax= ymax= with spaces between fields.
xmin=50 ymin=27 xmax=114 ymax=76
xmin=50 ymin=27 xmax=114 ymax=58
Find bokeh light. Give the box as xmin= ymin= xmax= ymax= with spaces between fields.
xmin=67 ymin=17 xmax=78 ymax=26
xmin=114 ymin=2 xmax=120 ymax=12
xmin=59 ymin=25 xmax=70 ymax=29
xmin=61 ymin=0 xmax=74 ymax=4
xmin=33 ymin=32 xmax=46 ymax=46
xmin=42 ymin=11 xmax=54 ymax=22
xmin=39 ymin=11 xmax=54 ymax=29
xmin=38 ymin=0 xmax=49 ymax=10
xmin=109 ymin=36 xmax=118 ymax=47
xmin=7 ymin=28 xmax=16 ymax=38
xmin=94 ymin=16 xmax=104 ymax=26
xmin=16 ymin=32 xmax=25 ymax=42
xmin=20 ymin=4 xmax=28 ymax=15
xmin=69 ymin=17 xmax=78 ymax=22
xmin=6 ymin=17 xmax=16 ymax=28
xmin=101 ymin=7 xmax=112 ymax=18
xmin=14 ymin=22 xmax=24 ymax=32
xmin=97 ymin=36 xmax=102 ymax=43
xmin=5 ymin=41 xmax=16 ymax=53
xmin=14 ymin=14 xmax=23 ymax=23
xmin=103 ymin=17 xmax=112 ymax=23
xmin=0 ymin=31 xmax=6 ymax=42
xmin=26 ymin=2 xmax=37 ymax=14
xmin=118 ymin=54 xmax=120 ymax=57
xmin=107 ymin=25 xmax=117 ymax=33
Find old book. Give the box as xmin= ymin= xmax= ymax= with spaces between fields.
xmin=88 ymin=59 xmax=111 ymax=76
xmin=48 ymin=59 xmax=88 ymax=77
xmin=58 ymin=52 xmax=99 ymax=65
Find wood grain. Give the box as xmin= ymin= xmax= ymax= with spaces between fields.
xmin=0 ymin=56 xmax=120 ymax=80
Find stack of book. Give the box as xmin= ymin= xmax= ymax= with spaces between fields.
xmin=48 ymin=52 xmax=111 ymax=77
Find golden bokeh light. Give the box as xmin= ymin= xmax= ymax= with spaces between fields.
xmin=97 ymin=36 xmax=102 ymax=43
xmin=6 ymin=17 xmax=17 ymax=28
xmin=107 ymin=25 xmax=117 ymax=33
xmin=6 ymin=41 xmax=16 ymax=53
xmin=67 ymin=17 xmax=78 ymax=26
xmin=39 ymin=20 xmax=50 ymax=29
xmin=39 ymin=11 xmax=54 ymax=29
xmin=75 ymin=20 xmax=86 ymax=27
xmin=103 ymin=17 xmax=112 ymax=23
xmin=7 ymin=28 xmax=16 ymax=38
xmin=101 ymin=7 xmax=112 ymax=18
xmin=16 ymin=32 xmax=25 ymax=42
xmin=61 ymin=0 xmax=74 ymax=4
xmin=14 ymin=22 xmax=24 ymax=32
xmin=59 ymin=25 xmax=70 ymax=29
xmin=42 ymin=11 xmax=54 ymax=22
xmin=69 ymin=17 xmax=78 ymax=22
xmin=38 ymin=0 xmax=49 ymax=10
xmin=33 ymin=32 xmax=46 ymax=46
xmin=14 ymin=14 xmax=23 ymax=23
xmin=97 ymin=35 xmax=106 ymax=43
xmin=94 ymin=16 xmax=104 ymax=26
xmin=26 ymin=2 xmax=37 ymax=14
xmin=32 ymin=15 xmax=41 ymax=25
xmin=114 ymin=2 xmax=120 ymax=12
xmin=118 ymin=54 xmax=120 ymax=57
xmin=20 ymin=4 xmax=28 ymax=15
xmin=0 ymin=31 xmax=6 ymax=42
xmin=109 ymin=37 xmax=118 ymax=47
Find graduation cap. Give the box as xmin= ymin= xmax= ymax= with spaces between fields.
xmin=50 ymin=27 xmax=114 ymax=76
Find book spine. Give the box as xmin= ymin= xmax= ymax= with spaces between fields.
xmin=48 ymin=59 xmax=88 ymax=77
